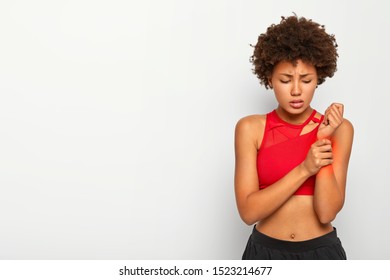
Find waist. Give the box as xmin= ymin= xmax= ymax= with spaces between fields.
xmin=255 ymin=196 xmax=333 ymax=240
xmin=250 ymin=226 xmax=340 ymax=252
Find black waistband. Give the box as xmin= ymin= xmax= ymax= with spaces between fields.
xmin=251 ymin=226 xmax=341 ymax=252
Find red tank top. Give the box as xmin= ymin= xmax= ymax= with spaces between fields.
xmin=257 ymin=109 xmax=323 ymax=195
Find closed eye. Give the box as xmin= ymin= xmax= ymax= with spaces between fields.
xmin=302 ymin=80 xmax=312 ymax=84
xmin=280 ymin=80 xmax=290 ymax=84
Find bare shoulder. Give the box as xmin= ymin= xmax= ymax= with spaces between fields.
xmin=235 ymin=114 xmax=266 ymax=135
xmin=333 ymin=118 xmax=354 ymax=149
xmin=336 ymin=118 xmax=354 ymax=137
xmin=235 ymin=115 xmax=266 ymax=150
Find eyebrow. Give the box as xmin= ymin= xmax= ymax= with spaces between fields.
xmin=279 ymin=73 xmax=315 ymax=77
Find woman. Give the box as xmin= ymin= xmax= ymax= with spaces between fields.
xmin=234 ymin=15 xmax=354 ymax=259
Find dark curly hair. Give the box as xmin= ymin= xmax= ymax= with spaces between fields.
xmin=251 ymin=15 xmax=338 ymax=89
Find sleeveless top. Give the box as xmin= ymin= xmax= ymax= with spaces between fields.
xmin=257 ymin=109 xmax=324 ymax=195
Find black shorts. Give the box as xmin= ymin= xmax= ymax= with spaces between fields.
xmin=242 ymin=226 xmax=347 ymax=260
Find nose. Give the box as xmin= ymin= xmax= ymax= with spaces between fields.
xmin=291 ymin=82 xmax=301 ymax=96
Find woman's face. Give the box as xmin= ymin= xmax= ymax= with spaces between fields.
xmin=269 ymin=59 xmax=318 ymax=121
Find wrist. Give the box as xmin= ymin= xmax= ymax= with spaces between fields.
xmin=317 ymin=129 xmax=332 ymax=140
xmin=297 ymin=162 xmax=313 ymax=179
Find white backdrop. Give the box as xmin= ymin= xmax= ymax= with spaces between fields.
xmin=0 ymin=0 xmax=389 ymax=259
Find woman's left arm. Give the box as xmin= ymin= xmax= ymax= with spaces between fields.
xmin=314 ymin=103 xmax=354 ymax=224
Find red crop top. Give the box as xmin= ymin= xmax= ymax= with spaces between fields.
xmin=257 ymin=109 xmax=324 ymax=195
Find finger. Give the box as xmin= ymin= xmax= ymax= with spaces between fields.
xmin=320 ymin=158 xmax=334 ymax=167
xmin=337 ymin=104 xmax=344 ymax=116
xmin=326 ymin=111 xmax=337 ymax=126
xmin=332 ymin=102 xmax=343 ymax=109
xmin=331 ymin=102 xmax=343 ymax=108
xmin=317 ymin=144 xmax=332 ymax=152
xmin=318 ymin=152 xmax=333 ymax=159
xmin=315 ymin=158 xmax=333 ymax=169
xmin=327 ymin=103 xmax=343 ymax=116
xmin=327 ymin=110 xmax=343 ymax=127
xmin=323 ymin=106 xmax=332 ymax=123
xmin=331 ymin=103 xmax=344 ymax=116
xmin=330 ymin=106 xmax=343 ymax=120
xmin=323 ymin=107 xmax=334 ymax=125
xmin=322 ymin=114 xmax=329 ymax=125
xmin=317 ymin=138 xmax=332 ymax=146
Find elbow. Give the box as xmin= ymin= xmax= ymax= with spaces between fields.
xmin=243 ymin=218 xmax=257 ymax=226
xmin=315 ymin=207 xmax=338 ymax=224
xmin=239 ymin=211 xmax=259 ymax=226
xmin=317 ymin=213 xmax=336 ymax=224
xmin=314 ymin=200 xmax=344 ymax=224
xmin=241 ymin=214 xmax=257 ymax=226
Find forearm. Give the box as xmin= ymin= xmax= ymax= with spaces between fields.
xmin=313 ymin=165 xmax=344 ymax=224
xmin=238 ymin=164 xmax=311 ymax=225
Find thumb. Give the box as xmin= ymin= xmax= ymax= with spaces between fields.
xmin=322 ymin=113 xmax=329 ymax=126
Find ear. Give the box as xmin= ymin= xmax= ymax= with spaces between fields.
xmin=268 ymin=78 xmax=273 ymax=89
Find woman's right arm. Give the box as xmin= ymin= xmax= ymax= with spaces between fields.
xmin=234 ymin=116 xmax=327 ymax=225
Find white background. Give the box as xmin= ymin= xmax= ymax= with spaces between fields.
xmin=0 ymin=0 xmax=389 ymax=259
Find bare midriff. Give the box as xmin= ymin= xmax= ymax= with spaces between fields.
xmin=255 ymin=195 xmax=333 ymax=241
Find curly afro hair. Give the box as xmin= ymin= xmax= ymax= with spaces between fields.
xmin=251 ymin=15 xmax=338 ymax=89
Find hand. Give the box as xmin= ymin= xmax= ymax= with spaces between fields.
xmin=317 ymin=103 xmax=344 ymax=139
xmin=301 ymin=139 xmax=333 ymax=176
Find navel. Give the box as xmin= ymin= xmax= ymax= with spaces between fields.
xmin=290 ymin=233 xmax=296 ymax=239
